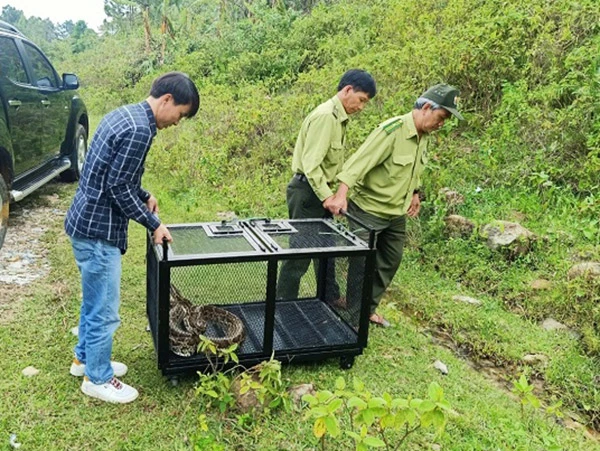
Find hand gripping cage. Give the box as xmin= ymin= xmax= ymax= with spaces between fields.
xmin=146 ymin=215 xmax=376 ymax=376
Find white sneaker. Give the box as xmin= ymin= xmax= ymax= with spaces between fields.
xmin=81 ymin=376 xmax=139 ymax=404
xmin=70 ymin=358 xmax=128 ymax=377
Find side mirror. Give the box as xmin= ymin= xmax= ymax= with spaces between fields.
xmin=62 ymin=73 xmax=79 ymax=90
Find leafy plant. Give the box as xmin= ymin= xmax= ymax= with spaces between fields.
xmin=302 ymin=377 xmax=453 ymax=450
xmin=193 ymin=337 xmax=291 ymax=448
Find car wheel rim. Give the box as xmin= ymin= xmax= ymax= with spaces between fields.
xmin=77 ymin=134 xmax=86 ymax=173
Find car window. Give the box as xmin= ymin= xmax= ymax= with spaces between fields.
xmin=22 ymin=42 xmax=59 ymax=89
xmin=0 ymin=37 xmax=29 ymax=84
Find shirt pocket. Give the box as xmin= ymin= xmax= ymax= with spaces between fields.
xmin=388 ymin=153 xmax=415 ymax=180
xmin=325 ymin=142 xmax=344 ymax=167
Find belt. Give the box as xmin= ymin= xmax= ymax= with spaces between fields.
xmin=293 ymin=173 xmax=309 ymax=182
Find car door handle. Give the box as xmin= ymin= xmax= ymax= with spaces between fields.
xmin=8 ymin=100 xmax=22 ymax=107
xmin=41 ymin=100 xmax=51 ymax=106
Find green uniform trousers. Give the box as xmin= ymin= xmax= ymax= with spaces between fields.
xmin=346 ymin=200 xmax=406 ymax=314
xmin=276 ymin=175 xmax=340 ymax=302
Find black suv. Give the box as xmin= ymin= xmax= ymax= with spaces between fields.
xmin=0 ymin=20 xmax=88 ymax=249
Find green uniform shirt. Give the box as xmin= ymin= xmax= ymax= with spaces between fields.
xmin=291 ymin=95 xmax=349 ymax=201
xmin=337 ymin=112 xmax=429 ymax=219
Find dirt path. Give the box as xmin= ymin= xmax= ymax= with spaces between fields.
xmin=0 ymin=182 xmax=72 ymax=324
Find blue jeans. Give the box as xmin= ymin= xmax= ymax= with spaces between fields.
xmin=71 ymin=237 xmax=122 ymax=384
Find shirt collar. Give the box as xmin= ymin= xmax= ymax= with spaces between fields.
xmin=402 ymin=111 xmax=418 ymax=139
xmin=141 ymin=101 xmax=158 ymax=137
xmin=331 ymin=95 xmax=349 ymax=123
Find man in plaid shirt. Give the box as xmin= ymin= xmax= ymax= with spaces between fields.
xmin=65 ymin=72 xmax=199 ymax=403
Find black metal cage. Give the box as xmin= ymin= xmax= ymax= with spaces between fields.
xmin=146 ymin=217 xmax=375 ymax=376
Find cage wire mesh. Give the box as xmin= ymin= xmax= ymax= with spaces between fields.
xmin=169 ymin=225 xmax=255 ymax=255
xmin=170 ymin=262 xmax=268 ymax=355
xmin=267 ymin=221 xmax=356 ymax=249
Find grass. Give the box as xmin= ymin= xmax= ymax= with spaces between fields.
xmin=0 ymin=179 xmax=598 ymax=450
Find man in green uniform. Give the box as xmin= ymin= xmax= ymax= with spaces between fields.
xmin=276 ymin=69 xmax=377 ymax=303
xmin=330 ymin=84 xmax=464 ymax=326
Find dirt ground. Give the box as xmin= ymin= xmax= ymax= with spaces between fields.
xmin=0 ymin=185 xmax=67 ymax=324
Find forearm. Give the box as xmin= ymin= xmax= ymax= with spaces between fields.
xmin=108 ymin=185 xmax=161 ymax=231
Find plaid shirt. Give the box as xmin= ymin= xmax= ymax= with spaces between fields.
xmin=65 ymin=101 xmax=161 ymax=253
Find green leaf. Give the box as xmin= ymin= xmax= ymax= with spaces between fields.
xmin=302 ymin=394 xmax=318 ymax=405
xmin=346 ymin=431 xmax=361 ymax=440
xmin=269 ymin=397 xmax=282 ymax=408
xmin=362 ymin=408 xmax=376 ymax=426
xmin=335 ymin=377 xmax=346 ymax=391
xmin=353 ymin=378 xmax=365 ymax=393
xmin=435 ymin=400 xmax=452 ymax=412
xmin=312 ymin=406 xmax=329 ymax=418
xmin=316 ymin=390 xmax=334 ymax=403
xmin=348 ymin=397 xmax=368 ymax=409
xmin=419 ymin=400 xmax=436 ymax=412
xmin=391 ymin=398 xmax=409 ymax=409
xmin=380 ymin=413 xmax=395 ymax=429
xmin=313 ymin=418 xmax=326 ymax=438
xmin=409 ymin=398 xmax=423 ymax=409
xmin=421 ymin=411 xmax=434 ymax=428
xmin=432 ymin=409 xmax=446 ymax=430
xmin=324 ymin=415 xmax=340 ymax=437
xmin=327 ymin=398 xmax=343 ymax=413
xmin=362 ymin=436 xmax=386 ymax=447
xmin=428 ymin=382 xmax=444 ymax=402
xmin=368 ymin=397 xmax=387 ymax=409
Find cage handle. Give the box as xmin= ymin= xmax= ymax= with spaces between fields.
xmin=162 ymin=237 xmax=169 ymax=261
xmin=340 ymin=208 xmax=376 ymax=249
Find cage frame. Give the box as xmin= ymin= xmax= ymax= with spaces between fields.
xmin=146 ymin=216 xmax=376 ymax=376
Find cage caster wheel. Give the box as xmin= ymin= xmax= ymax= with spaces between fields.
xmin=339 ymin=356 xmax=355 ymax=370
xmin=169 ymin=376 xmax=179 ymax=387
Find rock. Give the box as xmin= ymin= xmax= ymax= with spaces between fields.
xmin=9 ymin=433 xmax=21 ymax=449
xmin=541 ymin=318 xmax=568 ymax=331
xmin=452 ymin=295 xmax=482 ymax=306
xmin=438 ymin=188 xmax=464 ymax=207
xmin=22 ymin=366 xmax=39 ymax=377
xmin=564 ymin=417 xmax=585 ymax=431
xmin=480 ymin=220 xmax=535 ymax=255
xmin=71 ymin=326 xmax=79 ymax=337
xmin=530 ymin=279 xmax=552 ymax=290
xmin=522 ymin=354 xmax=548 ymax=365
xmin=567 ymin=262 xmax=600 ymax=280
xmin=288 ymin=383 xmax=315 ymax=406
xmin=232 ymin=380 xmax=261 ymax=413
xmin=433 ymin=360 xmax=448 ymax=375
xmin=444 ymin=215 xmax=475 ymax=238
xmin=431 ymin=445 xmax=442 ymax=451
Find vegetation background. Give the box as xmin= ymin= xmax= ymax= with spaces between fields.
xmin=0 ymin=0 xmax=599 ymax=449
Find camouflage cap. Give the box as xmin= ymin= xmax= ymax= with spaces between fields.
xmin=421 ymin=83 xmax=464 ymax=120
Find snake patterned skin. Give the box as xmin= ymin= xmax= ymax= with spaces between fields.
xmin=169 ymin=284 xmax=246 ymax=357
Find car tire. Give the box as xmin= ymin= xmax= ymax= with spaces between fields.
xmin=60 ymin=123 xmax=87 ymax=182
xmin=0 ymin=176 xmax=9 ymax=250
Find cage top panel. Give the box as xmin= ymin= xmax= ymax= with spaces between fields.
xmin=168 ymin=224 xmax=259 ymax=256
xmin=256 ymin=219 xmax=363 ymax=250
xmin=163 ymin=219 xmax=367 ymax=258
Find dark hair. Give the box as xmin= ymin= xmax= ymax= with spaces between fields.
xmin=337 ymin=69 xmax=377 ymax=99
xmin=150 ymin=72 xmax=200 ymax=118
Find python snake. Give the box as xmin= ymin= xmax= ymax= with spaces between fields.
xmin=169 ymin=284 xmax=246 ymax=357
